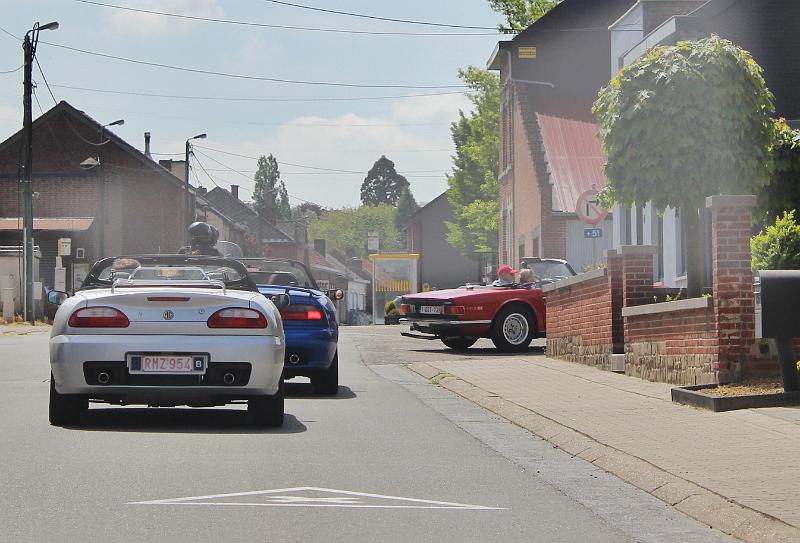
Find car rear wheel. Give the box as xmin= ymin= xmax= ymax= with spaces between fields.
xmin=311 ymin=351 xmax=339 ymax=396
xmin=248 ymin=380 xmax=284 ymax=427
xmin=49 ymin=374 xmax=87 ymax=426
xmin=441 ymin=337 xmax=478 ymax=350
xmin=491 ymin=305 xmax=535 ymax=352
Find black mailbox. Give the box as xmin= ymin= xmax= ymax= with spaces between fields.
xmin=760 ymin=270 xmax=800 ymax=338
xmin=758 ymin=270 xmax=800 ymax=391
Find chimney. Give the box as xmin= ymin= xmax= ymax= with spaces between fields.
xmin=231 ymin=185 xmax=239 ymax=200
xmin=144 ymin=132 xmax=151 ymax=158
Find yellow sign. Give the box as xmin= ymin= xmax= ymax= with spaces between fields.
xmin=422 ymin=283 xmax=431 ymax=292
xmin=518 ymin=47 xmax=537 ymax=59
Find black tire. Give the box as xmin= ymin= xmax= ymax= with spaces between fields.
xmin=491 ymin=305 xmax=535 ymax=352
xmin=49 ymin=375 xmax=87 ymax=427
xmin=311 ymin=351 xmax=339 ymax=396
xmin=248 ymin=380 xmax=284 ymax=428
xmin=441 ymin=337 xmax=478 ymax=350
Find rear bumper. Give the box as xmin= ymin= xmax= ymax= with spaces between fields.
xmin=282 ymin=327 xmax=337 ymax=376
xmin=50 ymin=334 xmax=284 ymax=401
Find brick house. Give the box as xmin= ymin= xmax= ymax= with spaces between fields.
xmin=610 ymin=0 xmax=800 ymax=287
xmin=406 ymin=192 xmax=482 ymax=289
xmin=202 ymin=185 xmax=295 ymax=259
xmin=487 ymin=0 xmax=633 ymax=272
xmin=0 ymin=101 xmax=196 ymax=289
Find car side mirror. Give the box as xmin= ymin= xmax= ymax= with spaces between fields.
xmin=327 ymin=289 xmax=344 ymax=301
xmin=270 ymin=293 xmax=290 ymax=311
xmin=47 ymin=290 xmax=69 ymax=306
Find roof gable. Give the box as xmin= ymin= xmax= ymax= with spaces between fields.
xmin=204 ymin=187 xmax=292 ymax=243
xmin=0 ymin=101 xmax=189 ymax=191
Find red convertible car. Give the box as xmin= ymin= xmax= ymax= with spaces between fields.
xmin=399 ymin=258 xmax=575 ymax=352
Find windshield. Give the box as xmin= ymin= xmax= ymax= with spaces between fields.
xmin=523 ymin=259 xmax=576 ymax=282
xmin=83 ymin=256 xmax=257 ymax=291
xmin=238 ymin=258 xmax=318 ymax=290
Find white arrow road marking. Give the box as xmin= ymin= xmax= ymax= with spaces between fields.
xmin=128 ymin=486 xmax=504 ymax=510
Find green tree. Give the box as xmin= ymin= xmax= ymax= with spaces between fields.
xmin=593 ymin=36 xmax=775 ymax=297
xmin=445 ymin=67 xmax=501 ymax=258
xmin=752 ymin=211 xmax=800 ymax=271
xmin=758 ymin=119 xmax=800 ymax=225
xmin=395 ymin=186 xmax=420 ymax=229
xmin=360 ymin=156 xmax=410 ymax=206
xmin=253 ymin=154 xmax=290 ymax=221
xmin=489 ymin=0 xmax=561 ymax=33
xmin=308 ymin=205 xmax=400 ymax=257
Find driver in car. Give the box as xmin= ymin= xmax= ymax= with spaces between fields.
xmin=492 ymin=265 xmax=517 ymax=287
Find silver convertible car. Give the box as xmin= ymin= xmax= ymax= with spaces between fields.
xmin=47 ymin=255 xmax=287 ymax=428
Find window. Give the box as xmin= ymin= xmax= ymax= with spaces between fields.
xmin=532 ymin=237 xmax=540 ymax=257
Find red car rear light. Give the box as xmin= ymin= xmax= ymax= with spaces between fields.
xmin=207 ymin=308 xmax=268 ymax=329
xmin=147 ymin=297 xmax=190 ymax=302
xmin=68 ymin=307 xmax=130 ymax=328
xmin=399 ymin=303 xmax=412 ymax=315
xmin=444 ymin=305 xmax=466 ymax=316
xmin=282 ymin=304 xmax=324 ymax=321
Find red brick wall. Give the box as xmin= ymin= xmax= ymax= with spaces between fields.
xmin=624 ymin=304 xmax=718 ymax=385
xmin=708 ymin=196 xmax=756 ymax=380
xmin=545 ymin=269 xmax=613 ymax=369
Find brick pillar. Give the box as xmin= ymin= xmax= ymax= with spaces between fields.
xmin=707 ymin=195 xmax=756 ymax=382
xmin=607 ymin=249 xmax=624 ymax=353
xmin=619 ymin=245 xmax=657 ymax=308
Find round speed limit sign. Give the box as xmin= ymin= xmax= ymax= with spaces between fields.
xmin=575 ymin=190 xmax=609 ymax=225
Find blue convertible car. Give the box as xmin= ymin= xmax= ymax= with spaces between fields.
xmin=239 ymin=258 xmax=340 ymax=395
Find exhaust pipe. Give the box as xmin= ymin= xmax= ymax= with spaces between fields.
xmin=288 ymin=354 xmax=301 ymax=364
xmin=222 ymin=372 xmax=236 ymax=385
xmin=97 ymin=372 xmax=111 ymax=385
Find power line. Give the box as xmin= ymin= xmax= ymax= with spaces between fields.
xmin=192 ymin=153 xmax=325 ymax=206
xmin=38 ymin=40 xmax=467 ymax=89
xmin=34 ymin=58 xmax=58 ymax=105
xmin=260 ymin=0 xmax=497 ymax=30
xmin=70 ymin=0 xmax=498 ymax=36
xmin=195 ymin=145 xmax=362 ymax=174
xmin=50 ymin=83 xmax=464 ymax=103
xmin=0 ymin=65 xmax=22 ymax=74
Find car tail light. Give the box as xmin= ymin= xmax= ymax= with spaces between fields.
xmin=444 ymin=305 xmax=466 ymax=316
xmin=68 ymin=307 xmax=130 ymax=328
xmin=147 ymin=297 xmax=190 ymax=302
xmin=399 ymin=303 xmax=412 ymax=315
xmin=207 ymin=308 xmax=268 ymax=329
xmin=282 ymin=304 xmax=324 ymax=321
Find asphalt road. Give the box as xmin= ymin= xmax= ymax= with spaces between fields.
xmin=1 ymin=328 xmax=733 ymax=543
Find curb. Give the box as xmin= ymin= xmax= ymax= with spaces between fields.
xmin=408 ymin=361 xmax=800 ymax=543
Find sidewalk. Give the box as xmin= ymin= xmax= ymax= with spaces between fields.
xmin=0 ymin=323 xmax=50 ymax=335
xmin=407 ymin=354 xmax=800 ymax=543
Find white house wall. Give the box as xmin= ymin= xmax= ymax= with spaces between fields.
xmin=566 ymin=218 xmax=615 ymax=272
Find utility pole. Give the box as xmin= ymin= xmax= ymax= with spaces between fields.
xmin=21 ymin=21 xmax=58 ymax=325
xmin=184 ymin=133 xmax=206 ymax=244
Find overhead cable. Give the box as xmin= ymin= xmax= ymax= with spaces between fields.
xmin=70 ymin=0 xmax=498 ymax=36
xmin=39 ymin=40 xmax=467 ymax=89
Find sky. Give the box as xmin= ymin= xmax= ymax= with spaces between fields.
xmin=0 ymin=0 xmax=506 ymax=208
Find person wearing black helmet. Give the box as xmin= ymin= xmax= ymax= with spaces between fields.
xmin=178 ymin=221 xmax=222 ymax=256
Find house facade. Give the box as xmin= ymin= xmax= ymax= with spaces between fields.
xmin=610 ymin=0 xmax=800 ymax=286
xmin=487 ymin=0 xmax=632 ymax=272
xmin=0 ymin=101 xmax=195 ymax=290
xmin=406 ymin=192 xmax=482 ymax=289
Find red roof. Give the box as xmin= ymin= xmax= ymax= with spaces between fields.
xmin=0 ymin=217 xmax=95 ymax=231
xmin=535 ymin=112 xmax=607 ymax=213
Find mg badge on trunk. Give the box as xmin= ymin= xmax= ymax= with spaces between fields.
xmin=163 ymin=310 xmax=175 ymax=321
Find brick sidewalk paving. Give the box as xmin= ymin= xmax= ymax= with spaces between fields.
xmin=0 ymin=324 xmax=50 ymax=335
xmin=407 ymin=355 xmax=800 ymax=542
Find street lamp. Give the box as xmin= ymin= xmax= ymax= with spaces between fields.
xmin=21 ymin=20 xmax=58 ymax=324
xmin=184 ymin=133 xmax=206 ymax=243
xmin=97 ymin=119 xmax=124 ymax=260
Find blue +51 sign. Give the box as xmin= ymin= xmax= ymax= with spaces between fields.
xmin=584 ymin=228 xmax=603 ymax=239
